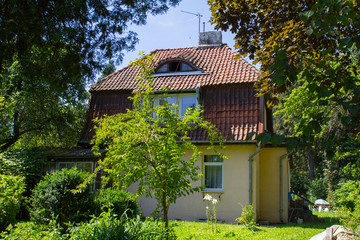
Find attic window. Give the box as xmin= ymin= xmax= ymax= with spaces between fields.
xmin=155 ymin=61 xmax=196 ymax=73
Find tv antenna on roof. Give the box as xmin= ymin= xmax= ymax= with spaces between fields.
xmin=181 ymin=11 xmax=203 ymax=43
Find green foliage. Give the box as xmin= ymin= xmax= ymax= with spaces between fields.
xmin=29 ymin=168 xmax=94 ymax=227
xmin=0 ymin=148 xmax=52 ymax=194
xmin=236 ymin=204 xmax=257 ymax=232
xmin=334 ymin=180 xmax=360 ymax=211
xmin=95 ymin=188 xmax=139 ymax=218
xmin=210 ymin=0 xmax=360 ymax=148
xmin=0 ymin=174 xmax=25 ymax=231
xmin=341 ymin=197 xmax=360 ymax=236
xmin=69 ymin=211 xmax=174 ymax=240
xmin=0 ymin=0 xmax=181 ymax=150
xmin=290 ymin=170 xmax=310 ymax=196
xmin=91 ymin=53 xmax=223 ymax=229
xmin=308 ymin=178 xmax=328 ymax=202
xmin=334 ymin=181 xmax=360 ymax=236
xmin=0 ymin=59 xmax=88 ymax=151
xmin=0 ymin=221 xmax=62 ymax=240
xmin=99 ymin=60 xmax=116 ymax=80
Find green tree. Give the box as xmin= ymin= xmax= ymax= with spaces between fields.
xmin=99 ymin=61 xmax=116 ymax=80
xmin=91 ymin=54 xmax=222 ymax=231
xmin=0 ymin=60 xmax=88 ymax=150
xmin=0 ymin=0 xmax=181 ymax=151
xmin=209 ymin=0 xmax=360 ymax=134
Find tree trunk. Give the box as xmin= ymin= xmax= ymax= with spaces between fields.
xmin=162 ymin=189 xmax=169 ymax=239
xmin=306 ymin=146 xmax=315 ymax=182
xmin=1 ymin=111 xmax=21 ymax=151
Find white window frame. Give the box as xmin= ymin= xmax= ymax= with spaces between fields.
xmin=56 ymin=161 xmax=95 ymax=189
xmin=203 ymin=155 xmax=224 ymax=192
xmin=56 ymin=162 xmax=94 ymax=173
xmin=153 ymin=93 xmax=198 ymax=117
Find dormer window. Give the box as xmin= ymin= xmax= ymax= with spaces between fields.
xmin=155 ymin=61 xmax=196 ymax=73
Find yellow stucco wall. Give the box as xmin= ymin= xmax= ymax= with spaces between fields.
xmin=129 ymin=144 xmax=289 ymax=224
xmin=259 ymin=147 xmax=289 ymax=223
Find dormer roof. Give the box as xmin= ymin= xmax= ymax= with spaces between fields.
xmin=90 ymin=44 xmax=259 ymax=92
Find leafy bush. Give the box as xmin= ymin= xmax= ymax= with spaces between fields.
xmin=308 ymin=178 xmax=328 ymax=202
xmin=95 ymin=188 xmax=139 ymax=218
xmin=341 ymin=197 xmax=360 ymax=237
xmin=0 ymin=149 xmax=51 ymax=192
xmin=69 ymin=211 xmax=174 ymax=240
xmin=236 ymin=204 xmax=257 ymax=231
xmin=290 ymin=170 xmax=310 ymax=196
xmin=333 ymin=180 xmax=360 ymax=211
xmin=0 ymin=149 xmax=53 ymax=220
xmin=0 ymin=221 xmax=62 ymax=240
xmin=29 ymin=168 xmax=94 ymax=226
xmin=0 ymin=174 xmax=25 ymax=231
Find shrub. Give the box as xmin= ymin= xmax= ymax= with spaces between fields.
xmin=236 ymin=204 xmax=257 ymax=231
xmin=29 ymin=168 xmax=94 ymax=226
xmin=0 ymin=221 xmax=62 ymax=240
xmin=69 ymin=211 xmax=174 ymax=240
xmin=333 ymin=180 xmax=360 ymax=211
xmin=95 ymin=188 xmax=139 ymax=218
xmin=0 ymin=148 xmax=51 ymax=193
xmin=290 ymin=170 xmax=310 ymax=196
xmin=0 ymin=174 xmax=25 ymax=231
xmin=308 ymin=178 xmax=328 ymax=202
xmin=341 ymin=196 xmax=360 ymax=237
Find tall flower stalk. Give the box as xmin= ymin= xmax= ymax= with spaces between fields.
xmin=203 ymin=194 xmax=218 ymax=234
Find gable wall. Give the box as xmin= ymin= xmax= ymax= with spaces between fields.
xmin=201 ymin=83 xmax=263 ymax=141
xmin=79 ymin=91 xmax=133 ymax=143
xmin=80 ymin=83 xmax=265 ymax=144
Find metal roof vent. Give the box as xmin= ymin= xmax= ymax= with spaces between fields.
xmin=199 ymin=31 xmax=222 ymax=47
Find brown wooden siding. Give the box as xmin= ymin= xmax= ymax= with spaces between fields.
xmin=201 ymin=83 xmax=262 ymax=141
xmin=79 ymin=91 xmax=133 ymax=143
xmin=79 ymin=84 xmax=264 ymax=143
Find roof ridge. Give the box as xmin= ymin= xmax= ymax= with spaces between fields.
xmin=150 ymin=43 xmax=228 ymax=53
xmin=91 ymin=43 xmax=259 ymax=92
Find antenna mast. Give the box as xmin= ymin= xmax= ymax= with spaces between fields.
xmin=181 ymin=10 xmax=203 ymax=44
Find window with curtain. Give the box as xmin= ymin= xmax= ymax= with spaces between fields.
xmin=153 ymin=93 xmax=197 ymax=117
xmin=204 ymin=155 xmax=223 ymax=191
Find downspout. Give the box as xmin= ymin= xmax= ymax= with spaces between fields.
xmin=280 ymin=151 xmax=292 ymax=223
xmin=195 ymin=87 xmax=200 ymax=104
xmin=249 ymin=144 xmax=261 ymax=205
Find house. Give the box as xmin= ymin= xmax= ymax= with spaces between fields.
xmin=51 ymin=31 xmax=289 ymax=224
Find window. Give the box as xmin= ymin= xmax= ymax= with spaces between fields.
xmin=57 ymin=162 xmax=93 ymax=173
xmin=155 ymin=61 xmax=196 ymax=73
xmin=203 ymin=155 xmax=223 ymax=191
xmin=154 ymin=93 xmax=197 ymax=117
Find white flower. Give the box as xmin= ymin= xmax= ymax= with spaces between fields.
xmin=204 ymin=194 xmax=212 ymax=201
xmin=206 ymin=206 xmax=209 ymax=210
xmin=212 ymin=198 xmax=218 ymax=205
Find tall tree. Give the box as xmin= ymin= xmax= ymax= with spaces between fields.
xmin=99 ymin=61 xmax=116 ymax=80
xmin=209 ymin=0 xmax=360 ymax=136
xmin=0 ymin=0 xmax=181 ymax=151
xmin=91 ymin=54 xmax=222 ymax=232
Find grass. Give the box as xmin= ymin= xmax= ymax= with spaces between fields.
xmin=171 ymin=212 xmax=342 ymax=240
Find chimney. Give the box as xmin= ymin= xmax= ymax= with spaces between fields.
xmin=199 ymin=31 xmax=222 ymax=47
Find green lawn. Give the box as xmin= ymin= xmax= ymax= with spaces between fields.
xmin=171 ymin=212 xmax=342 ymax=240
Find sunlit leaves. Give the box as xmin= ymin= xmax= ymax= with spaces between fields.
xmin=91 ymin=54 xmax=223 ymax=228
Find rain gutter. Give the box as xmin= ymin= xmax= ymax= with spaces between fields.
xmin=280 ymin=151 xmax=292 ymax=223
xmin=249 ymin=144 xmax=261 ymax=205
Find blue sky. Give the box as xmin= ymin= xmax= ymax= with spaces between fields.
xmin=117 ymin=0 xmax=252 ymax=70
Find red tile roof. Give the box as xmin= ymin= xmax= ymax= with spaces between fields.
xmin=79 ymin=44 xmax=265 ymax=144
xmin=90 ymin=44 xmax=259 ymax=92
